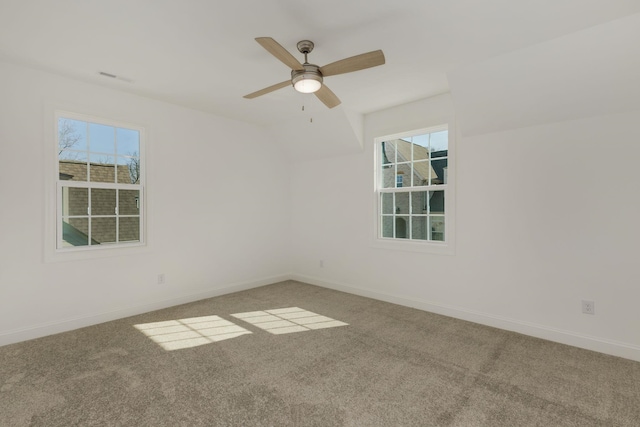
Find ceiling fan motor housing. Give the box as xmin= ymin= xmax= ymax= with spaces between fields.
xmin=291 ymin=63 xmax=323 ymax=92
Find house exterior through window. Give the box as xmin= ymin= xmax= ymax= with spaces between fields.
xmin=56 ymin=112 xmax=144 ymax=250
xmin=377 ymin=126 xmax=448 ymax=243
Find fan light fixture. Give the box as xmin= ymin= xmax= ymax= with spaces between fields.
xmin=293 ymin=77 xmax=322 ymax=93
xmin=291 ymin=64 xmax=323 ymax=93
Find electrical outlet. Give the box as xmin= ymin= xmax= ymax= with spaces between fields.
xmin=158 ymin=273 xmax=166 ymax=285
xmin=582 ymin=300 xmax=595 ymax=315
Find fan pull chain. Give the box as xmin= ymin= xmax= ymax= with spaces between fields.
xmin=302 ymin=97 xmax=313 ymax=123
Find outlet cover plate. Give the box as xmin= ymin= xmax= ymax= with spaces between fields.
xmin=582 ymin=300 xmax=595 ymax=315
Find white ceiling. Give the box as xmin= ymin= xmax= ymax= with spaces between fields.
xmin=1 ymin=0 xmax=639 ymax=128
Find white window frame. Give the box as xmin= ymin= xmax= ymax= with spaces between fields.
xmin=373 ymin=124 xmax=455 ymax=255
xmin=53 ymin=110 xmax=146 ymax=253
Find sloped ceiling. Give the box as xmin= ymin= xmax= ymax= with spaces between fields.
xmin=448 ymin=13 xmax=640 ymax=137
xmin=1 ymin=1 xmax=639 ymax=157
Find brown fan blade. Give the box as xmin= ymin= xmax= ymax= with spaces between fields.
xmin=243 ymin=80 xmax=291 ymax=99
xmin=255 ymin=37 xmax=304 ymax=71
xmin=319 ymin=50 xmax=385 ymax=77
xmin=314 ymin=85 xmax=341 ymax=109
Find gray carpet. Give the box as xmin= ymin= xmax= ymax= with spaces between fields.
xmin=1 ymin=281 xmax=639 ymax=426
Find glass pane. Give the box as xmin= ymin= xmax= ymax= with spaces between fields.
xmin=116 ymin=128 xmax=140 ymax=156
xmin=62 ymin=218 xmax=89 ymax=247
xmin=381 ymin=141 xmax=395 ymax=165
xmin=429 ymin=130 xmax=448 ymax=186
xmin=395 ymin=139 xmax=412 ymax=163
xmin=119 ymin=217 xmax=140 ymax=242
xmin=62 ymin=187 xmax=88 ymax=216
xmin=381 ymin=193 xmax=393 ymax=215
xmin=412 ymin=135 xmax=430 ymax=162
xmin=395 ymin=216 xmax=409 ymax=239
xmin=381 ymin=216 xmax=393 ymax=238
xmin=58 ymin=118 xmax=87 ymax=152
xmin=89 ymin=154 xmax=115 ymax=183
xmin=91 ymin=189 xmax=116 ymax=215
xmin=428 ymin=191 xmax=445 ymax=214
xmin=89 ymin=123 xmax=115 ymax=154
xmin=395 ymin=192 xmax=409 ymax=215
xmin=411 ymin=161 xmax=431 ymax=187
xmin=430 ymin=216 xmax=445 ymax=241
xmin=411 ymin=216 xmax=428 ymax=240
xmin=396 ymin=164 xmax=411 ymax=187
xmin=430 ymin=130 xmax=448 ymax=152
xmin=117 ymin=156 xmax=140 ymax=184
xmin=119 ymin=190 xmax=140 ymax=215
xmin=59 ymin=151 xmax=88 ymax=181
xmin=91 ymin=217 xmax=116 ymax=244
xmin=410 ymin=191 xmax=427 ymax=214
xmin=381 ymin=164 xmax=396 ymax=189
xmin=431 ymin=155 xmax=448 ymax=185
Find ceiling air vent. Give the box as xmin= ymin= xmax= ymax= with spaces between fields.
xmin=99 ymin=71 xmax=117 ymax=78
xmin=98 ymin=71 xmax=133 ymax=83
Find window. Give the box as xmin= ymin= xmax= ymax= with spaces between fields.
xmin=56 ymin=112 xmax=144 ymax=250
xmin=377 ymin=126 xmax=448 ymax=243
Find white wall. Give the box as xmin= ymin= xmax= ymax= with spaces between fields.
xmin=290 ymin=15 xmax=640 ymax=362
xmin=0 ymin=60 xmax=291 ymax=345
xmin=290 ymin=98 xmax=640 ymax=362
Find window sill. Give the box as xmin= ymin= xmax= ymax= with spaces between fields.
xmin=371 ymin=238 xmax=454 ymax=255
xmin=46 ymin=241 xmax=148 ymax=263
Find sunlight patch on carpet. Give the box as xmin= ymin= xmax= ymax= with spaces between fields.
xmin=134 ymin=315 xmax=252 ymax=350
xmin=231 ymin=307 xmax=348 ymax=334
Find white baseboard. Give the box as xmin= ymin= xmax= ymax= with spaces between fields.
xmin=292 ymin=274 xmax=640 ymax=362
xmin=0 ymin=273 xmax=291 ymax=347
xmin=5 ymin=272 xmax=639 ymax=363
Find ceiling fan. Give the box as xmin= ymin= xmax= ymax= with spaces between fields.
xmin=243 ymin=37 xmax=385 ymax=109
